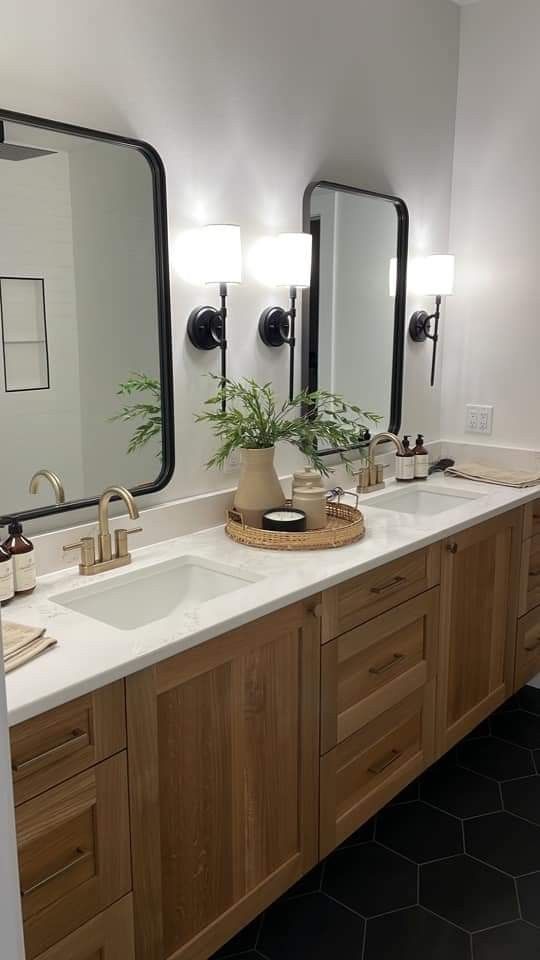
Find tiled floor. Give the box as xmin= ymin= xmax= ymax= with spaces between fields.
xmin=212 ymin=685 xmax=540 ymax=960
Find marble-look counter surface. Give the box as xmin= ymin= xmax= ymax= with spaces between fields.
xmin=5 ymin=475 xmax=539 ymax=726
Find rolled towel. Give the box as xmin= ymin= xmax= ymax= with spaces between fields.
xmin=2 ymin=621 xmax=57 ymax=673
xmin=445 ymin=462 xmax=540 ymax=489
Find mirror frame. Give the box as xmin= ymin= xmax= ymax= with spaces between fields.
xmin=302 ymin=179 xmax=409 ymax=455
xmin=0 ymin=107 xmax=174 ymax=523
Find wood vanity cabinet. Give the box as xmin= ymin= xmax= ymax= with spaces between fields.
xmin=436 ymin=509 xmax=522 ymax=753
xmin=126 ymin=599 xmax=321 ymax=960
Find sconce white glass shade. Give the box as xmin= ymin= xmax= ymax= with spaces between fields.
xmin=202 ymin=224 xmax=242 ymax=285
xmin=276 ymin=232 xmax=312 ymax=288
xmin=417 ymin=255 xmax=455 ymax=296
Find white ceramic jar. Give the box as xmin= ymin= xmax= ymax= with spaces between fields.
xmin=292 ymin=483 xmax=327 ymax=530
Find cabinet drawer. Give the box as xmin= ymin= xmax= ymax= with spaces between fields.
xmin=321 ymin=589 xmax=439 ymax=753
xmin=322 ymin=545 xmax=440 ymax=641
xmin=519 ymin=533 xmax=540 ymax=615
xmin=34 ymin=895 xmax=135 ymax=960
xmin=16 ymin=753 xmax=132 ymax=959
xmin=523 ymin=499 xmax=540 ymax=540
xmin=10 ymin=681 xmax=126 ymax=805
xmin=515 ymin=606 xmax=540 ymax=690
xmin=320 ymin=685 xmax=435 ymax=858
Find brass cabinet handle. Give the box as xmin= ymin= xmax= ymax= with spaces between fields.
xmin=447 ymin=543 xmax=458 ymax=554
xmin=20 ymin=847 xmax=92 ymax=897
xmin=369 ymin=653 xmax=406 ymax=676
xmin=368 ymin=748 xmax=403 ymax=776
xmin=370 ymin=575 xmax=406 ymax=595
xmin=12 ymin=728 xmax=90 ymax=776
xmin=529 ymin=569 xmax=540 ymax=578
xmin=524 ymin=637 xmax=540 ymax=653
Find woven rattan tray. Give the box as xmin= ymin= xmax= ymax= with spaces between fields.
xmin=225 ymin=497 xmax=366 ymax=551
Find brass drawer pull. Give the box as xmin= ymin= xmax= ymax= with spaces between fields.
xmin=524 ymin=637 xmax=540 ymax=653
xmin=368 ymin=748 xmax=402 ymax=776
xmin=370 ymin=575 xmax=406 ymax=595
xmin=529 ymin=569 xmax=540 ymax=579
xmin=21 ymin=847 xmax=92 ymax=897
xmin=447 ymin=543 xmax=458 ymax=554
xmin=369 ymin=653 xmax=406 ymax=676
xmin=12 ymin=728 xmax=90 ymax=776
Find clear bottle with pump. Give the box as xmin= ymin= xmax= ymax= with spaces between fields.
xmin=2 ymin=520 xmax=36 ymax=595
xmin=396 ymin=436 xmax=415 ymax=482
xmin=414 ymin=434 xmax=429 ymax=480
xmin=0 ymin=543 xmax=14 ymax=605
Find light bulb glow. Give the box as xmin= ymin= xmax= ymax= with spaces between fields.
xmin=276 ymin=232 xmax=312 ymax=288
xmin=416 ymin=254 xmax=455 ymax=296
xmin=202 ymin=224 xmax=242 ymax=285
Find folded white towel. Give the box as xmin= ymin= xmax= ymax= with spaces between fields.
xmin=2 ymin=621 xmax=57 ymax=673
xmin=445 ymin=462 xmax=540 ymax=489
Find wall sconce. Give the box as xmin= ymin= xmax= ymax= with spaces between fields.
xmin=258 ymin=232 xmax=312 ymax=401
xmin=186 ymin=224 xmax=242 ymax=410
xmin=409 ymin=255 xmax=455 ymax=387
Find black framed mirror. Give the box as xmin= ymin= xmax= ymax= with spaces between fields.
xmin=0 ymin=108 xmax=174 ymax=523
xmin=302 ymin=180 xmax=408 ymax=455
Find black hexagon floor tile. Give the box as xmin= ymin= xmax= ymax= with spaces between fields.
xmin=458 ymin=735 xmax=534 ymax=781
xmin=376 ymin=800 xmax=462 ymax=863
xmin=279 ymin=862 xmax=324 ymax=899
xmin=466 ymin=811 xmax=540 ymax=876
xmin=517 ymin=872 xmax=540 ymax=927
xmin=502 ymin=776 xmax=540 ymax=825
xmin=517 ymin=686 xmax=540 ymax=716
xmin=364 ymin=906 xmax=470 ymax=960
xmin=472 ymin=920 xmax=540 ymax=959
xmin=338 ymin=816 xmax=375 ymax=848
xmin=388 ymin=780 xmax=420 ymax=805
xmin=464 ymin=718 xmax=491 ymax=740
xmin=420 ymin=760 xmax=501 ymax=818
xmin=535 ymin=750 xmax=540 ymax=774
xmin=491 ymin=710 xmax=540 ymax=749
xmin=420 ymin=855 xmax=518 ymax=931
xmin=323 ymin=841 xmax=417 ymax=918
xmin=258 ymin=892 xmax=365 ymax=960
xmin=213 ymin=917 xmax=262 ymax=958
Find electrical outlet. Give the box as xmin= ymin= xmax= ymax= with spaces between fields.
xmin=224 ymin=449 xmax=241 ymax=472
xmin=466 ymin=404 xmax=494 ymax=435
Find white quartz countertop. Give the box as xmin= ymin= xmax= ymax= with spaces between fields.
xmin=5 ymin=475 xmax=540 ymax=726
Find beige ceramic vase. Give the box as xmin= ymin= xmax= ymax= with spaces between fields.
xmin=234 ymin=447 xmax=286 ymax=528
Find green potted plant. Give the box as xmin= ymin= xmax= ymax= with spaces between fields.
xmin=111 ymin=372 xmax=162 ymax=458
xmin=196 ymin=376 xmax=381 ymax=526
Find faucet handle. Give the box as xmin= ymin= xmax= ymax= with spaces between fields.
xmin=63 ymin=537 xmax=96 ymax=569
xmin=114 ymin=526 xmax=143 ymax=559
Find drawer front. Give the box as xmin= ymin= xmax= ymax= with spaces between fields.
xmin=322 ymin=545 xmax=440 ymax=641
xmin=515 ymin=606 xmax=540 ymax=690
xmin=321 ymin=589 xmax=439 ymax=753
xmin=34 ymin=895 xmax=135 ymax=960
xmin=16 ymin=753 xmax=132 ymax=959
xmin=11 ymin=681 xmax=126 ymax=805
xmin=523 ymin=499 xmax=540 ymax=540
xmin=320 ymin=685 xmax=435 ymax=858
xmin=519 ymin=534 xmax=540 ymax=615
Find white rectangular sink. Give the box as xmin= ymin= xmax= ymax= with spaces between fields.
xmin=363 ymin=484 xmax=484 ymax=517
xmin=52 ymin=556 xmax=259 ymax=631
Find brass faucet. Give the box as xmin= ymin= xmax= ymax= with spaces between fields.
xmin=63 ymin=485 xmax=142 ymax=575
xmin=357 ymin=432 xmax=405 ymax=494
xmin=29 ymin=470 xmax=65 ymax=505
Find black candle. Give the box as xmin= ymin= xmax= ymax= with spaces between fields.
xmin=262 ymin=508 xmax=307 ymax=532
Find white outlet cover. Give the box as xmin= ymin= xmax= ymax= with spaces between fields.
xmin=466 ymin=404 xmax=494 ymax=435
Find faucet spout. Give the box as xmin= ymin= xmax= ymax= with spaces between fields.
xmin=29 ymin=469 xmax=66 ymax=505
xmin=97 ymin=486 xmax=139 ymax=561
xmin=368 ymin=432 xmax=405 ymax=460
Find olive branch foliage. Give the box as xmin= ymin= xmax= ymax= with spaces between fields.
xmin=111 ymin=372 xmax=162 ymax=458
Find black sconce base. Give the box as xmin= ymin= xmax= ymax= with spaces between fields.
xmin=258 ymin=306 xmax=290 ymax=347
xmin=187 ymin=306 xmax=223 ymax=350
xmin=409 ymin=310 xmax=431 ymax=342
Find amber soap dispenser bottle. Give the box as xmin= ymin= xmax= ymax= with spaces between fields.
xmin=3 ymin=520 xmax=37 ymax=595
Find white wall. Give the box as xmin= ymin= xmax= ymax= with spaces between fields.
xmin=442 ymin=0 xmax=540 ymax=451
xmin=0 ymin=0 xmax=460 ymax=528
xmin=0 ymin=149 xmax=85 ymax=514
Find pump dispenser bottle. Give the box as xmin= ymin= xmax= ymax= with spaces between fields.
xmin=2 ymin=520 xmax=36 ymax=594
xmin=414 ymin=434 xmax=429 ymax=480
xmin=396 ymin=436 xmax=415 ymax=482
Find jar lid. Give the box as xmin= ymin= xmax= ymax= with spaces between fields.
xmin=293 ymin=485 xmax=326 ymax=499
xmin=293 ymin=467 xmax=322 ymax=482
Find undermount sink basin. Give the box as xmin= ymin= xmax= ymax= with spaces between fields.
xmin=52 ymin=556 xmax=259 ymax=630
xmin=363 ymin=484 xmax=484 ymax=517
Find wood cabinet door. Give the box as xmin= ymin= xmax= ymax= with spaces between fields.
xmin=437 ymin=510 xmax=522 ymax=754
xmin=126 ymin=599 xmax=321 ymax=960
xmin=34 ymin=896 xmax=135 ymax=960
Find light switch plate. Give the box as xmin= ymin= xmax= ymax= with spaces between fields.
xmin=466 ymin=404 xmax=494 ymax=435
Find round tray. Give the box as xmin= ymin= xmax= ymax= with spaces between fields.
xmin=225 ymin=498 xmax=366 ymax=551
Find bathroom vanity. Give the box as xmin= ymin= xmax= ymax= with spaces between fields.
xmin=6 ymin=484 xmax=540 ymax=960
